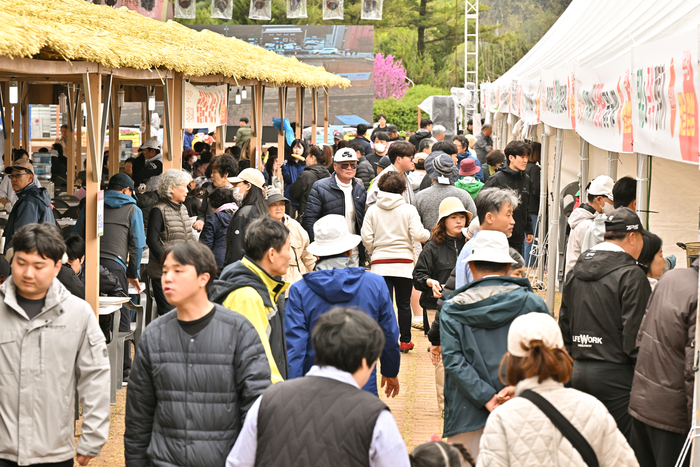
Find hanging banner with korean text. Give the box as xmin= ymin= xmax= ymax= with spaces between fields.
xmin=574 ymin=54 xmax=634 ymax=153
xmin=520 ymin=78 xmax=541 ymax=125
xmin=540 ymin=63 xmax=576 ymax=130
xmin=632 ymin=28 xmax=699 ymax=164
xmin=497 ymin=82 xmax=510 ymax=114
xmin=481 ymin=83 xmax=500 ymax=115
xmin=509 ymin=78 xmax=521 ymax=117
xmin=183 ymin=83 xmax=228 ymax=128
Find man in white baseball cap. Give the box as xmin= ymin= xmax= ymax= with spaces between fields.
xmin=133 ymin=137 xmax=164 ymax=192
xmin=564 ymin=174 xmax=615 ymax=276
xmin=439 ymin=229 xmax=549 ymax=459
xmin=285 ymin=214 xmax=402 ymax=398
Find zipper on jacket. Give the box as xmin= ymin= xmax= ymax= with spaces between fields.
xmin=40 ymin=330 xmax=45 ymax=374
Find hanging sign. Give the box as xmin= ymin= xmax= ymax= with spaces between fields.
xmin=481 ymin=83 xmax=499 ymax=114
xmin=286 ymin=0 xmax=307 ymax=18
xmin=540 ymin=62 xmax=576 ymax=130
xmin=249 ymin=0 xmax=271 ymax=20
xmin=323 ymin=0 xmax=343 ymax=20
xmin=175 ymin=0 xmax=195 ymax=19
xmin=574 ymin=54 xmax=634 ymax=153
xmin=497 ymin=82 xmax=510 ymax=114
xmin=520 ymin=78 xmax=541 ymax=125
xmin=360 ymin=0 xmax=383 ymax=20
xmin=509 ymin=78 xmax=521 ymax=117
xmin=183 ymin=83 xmax=228 ymax=129
xmin=632 ymin=28 xmax=699 ymax=164
xmin=97 ymin=190 xmax=104 ymax=237
xmin=212 ymin=0 xmax=233 ymax=20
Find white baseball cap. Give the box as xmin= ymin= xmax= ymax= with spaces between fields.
xmin=587 ymin=175 xmax=614 ymax=200
xmin=228 ymin=168 xmax=265 ymax=190
xmin=333 ymin=148 xmax=358 ymax=163
xmin=307 ymin=214 xmax=362 ymax=257
xmin=140 ymin=137 xmax=161 ymax=153
xmin=507 ymin=313 xmax=564 ymax=357
xmin=467 ymin=230 xmax=517 ymax=264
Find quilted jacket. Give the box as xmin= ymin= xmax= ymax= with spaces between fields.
xmin=478 ymin=377 xmax=639 ymax=467
xmin=302 ymin=175 xmax=366 ymax=242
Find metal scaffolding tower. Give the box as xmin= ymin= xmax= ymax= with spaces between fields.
xmin=464 ymin=0 xmax=479 ymax=120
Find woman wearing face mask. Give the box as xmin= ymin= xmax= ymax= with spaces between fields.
xmin=192 ymin=155 xmax=238 ymax=231
xmin=182 ymin=149 xmax=197 ymax=175
xmin=223 ymin=168 xmax=269 ymax=267
xmin=289 ymin=145 xmax=331 ymax=225
xmin=637 ymin=232 xmax=665 ymax=290
xmin=281 ymin=139 xmax=308 ymax=218
xmin=265 ymin=188 xmax=315 ymax=286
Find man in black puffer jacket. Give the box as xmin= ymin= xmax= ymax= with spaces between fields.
xmin=483 ymin=140 xmax=532 ymax=253
xmin=125 ymin=243 xmax=271 ymax=467
xmin=303 ymin=148 xmax=367 ymax=265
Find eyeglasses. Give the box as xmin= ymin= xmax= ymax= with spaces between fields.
xmin=338 ymin=163 xmax=357 ymax=170
xmin=7 ymin=172 xmax=30 ymax=179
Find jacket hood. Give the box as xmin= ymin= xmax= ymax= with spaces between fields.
xmin=415 ymin=129 xmax=431 ymax=136
xmin=445 ymin=276 xmax=536 ymax=329
xmin=2 ymin=277 xmax=71 ymax=318
xmin=304 ymin=164 xmax=331 ymax=178
xmin=210 ymin=257 xmax=288 ymax=307
xmin=18 ymin=183 xmax=51 ymax=208
xmin=496 ymin=164 xmax=525 ymax=178
xmin=569 ymin=204 xmax=597 ymax=229
xmin=303 ymin=267 xmax=367 ymax=303
xmin=376 ymin=191 xmax=405 ymax=210
xmin=104 ymin=190 xmax=137 ymax=208
xmin=572 ymin=249 xmax=638 ymax=281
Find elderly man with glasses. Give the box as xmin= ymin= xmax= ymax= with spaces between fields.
xmin=303 ymin=148 xmax=367 ymax=267
xmin=3 ymin=159 xmax=54 ymax=253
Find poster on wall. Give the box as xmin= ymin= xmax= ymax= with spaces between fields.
xmin=574 ymin=54 xmax=634 ymax=153
xmin=520 ymin=78 xmax=541 ymax=125
xmin=540 ymin=62 xmax=576 ymax=130
xmin=183 ymin=83 xmax=229 ymax=128
xmin=632 ymin=28 xmax=699 ymax=164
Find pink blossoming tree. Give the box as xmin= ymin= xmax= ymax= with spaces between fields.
xmin=374 ymin=53 xmax=409 ymax=101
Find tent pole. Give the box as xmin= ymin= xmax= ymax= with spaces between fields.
xmin=636 ymin=153 xmax=650 ymax=228
xmin=545 ymin=128 xmax=564 ymax=315
xmin=579 ymin=138 xmax=589 ymax=201
xmin=536 ymin=124 xmax=550 ymax=287
xmin=608 ymin=151 xmax=618 ymax=180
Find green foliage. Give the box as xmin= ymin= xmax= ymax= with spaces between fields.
xmin=373 ymin=85 xmax=451 ymax=132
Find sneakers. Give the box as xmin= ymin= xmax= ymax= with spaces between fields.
xmin=400 ymin=342 xmax=415 ymax=353
xmin=411 ymin=318 xmax=424 ymax=331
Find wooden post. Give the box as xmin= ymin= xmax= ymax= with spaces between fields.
xmin=255 ymin=84 xmax=264 ymax=169
xmin=66 ymin=86 xmax=76 ymax=194
xmin=142 ymin=102 xmax=151 ymax=141
xmin=13 ymin=84 xmax=20 ymax=150
xmin=109 ymin=83 xmax=120 ymax=178
xmin=311 ymin=88 xmax=317 ymax=145
xmin=323 ymin=88 xmax=329 ymax=145
xmin=417 ymin=107 xmax=422 ymax=131
xmin=74 ymin=90 xmax=84 ymax=191
xmin=295 ymin=87 xmax=302 ymax=139
xmin=161 ymin=79 xmax=173 ymax=171
xmin=171 ymin=76 xmax=183 ymax=169
xmin=83 ymin=72 xmax=102 ymax=317
xmin=277 ymin=86 xmax=286 ymax=159
xmin=3 ymin=83 xmax=12 ymax=168
xmin=21 ymin=84 xmax=29 ymax=151
xmin=250 ymin=84 xmax=257 ymax=169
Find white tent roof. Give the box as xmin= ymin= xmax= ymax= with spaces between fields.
xmin=494 ymin=0 xmax=700 ymax=86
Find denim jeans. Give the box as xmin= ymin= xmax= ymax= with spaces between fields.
xmin=523 ymin=213 xmax=539 ymax=266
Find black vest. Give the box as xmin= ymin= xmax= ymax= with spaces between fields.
xmin=255 ymin=375 xmax=389 ymax=467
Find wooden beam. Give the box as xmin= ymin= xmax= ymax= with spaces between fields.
xmin=72 ymin=89 xmax=84 ymax=194
xmin=277 ymin=86 xmax=286 ymax=158
xmin=295 ymin=87 xmax=303 ymax=140
xmin=214 ymin=84 xmax=227 ymax=156
xmin=83 ymin=72 xmax=102 ymax=317
xmin=109 ymin=83 xmax=120 ymax=178
xmin=311 ymin=88 xmax=318 ymax=145
xmin=161 ymin=79 xmax=173 ymax=170
xmin=255 ymin=84 xmax=264 ymax=170
xmin=0 ymin=56 xmax=100 ymax=77
xmin=250 ymin=84 xmax=257 ymax=168
xmin=21 ymin=83 xmax=29 ymax=150
xmin=2 ymin=83 xmax=11 ymax=168
xmin=66 ymin=86 xmax=76 ymax=194
xmin=171 ymin=76 xmax=183 ymax=168
xmin=323 ymin=88 xmax=329 ymax=145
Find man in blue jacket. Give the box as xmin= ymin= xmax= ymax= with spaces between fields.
xmin=285 ymin=214 xmax=401 ymax=398
xmin=441 ymin=230 xmax=549 ymax=460
xmin=3 ymin=159 xmax=54 ymax=253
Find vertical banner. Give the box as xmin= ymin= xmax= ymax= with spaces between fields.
xmin=574 ymin=54 xmax=634 ymax=153
xmin=497 ymin=82 xmax=510 ymax=115
xmin=540 ymin=62 xmax=576 ymax=130
xmin=183 ymin=83 xmax=229 ymax=129
xmin=175 ymin=0 xmax=196 ymax=19
xmin=360 ymin=0 xmax=383 ymax=20
xmin=520 ymin=78 xmax=541 ymax=126
xmin=509 ymin=78 xmax=521 ymax=117
xmin=633 ymin=28 xmax=699 ymax=164
xmin=481 ymin=83 xmax=500 ymax=114
xmin=249 ymin=0 xmax=271 ymax=20
xmin=323 ymin=0 xmax=344 ymax=20
xmin=286 ymin=0 xmax=307 ymax=18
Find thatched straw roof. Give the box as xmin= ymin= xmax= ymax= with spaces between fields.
xmin=0 ymin=0 xmax=350 ymax=89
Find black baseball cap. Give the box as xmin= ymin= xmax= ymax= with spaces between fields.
xmin=604 ymin=207 xmax=650 ymax=236
xmin=108 ymin=173 xmax=135 ymax=192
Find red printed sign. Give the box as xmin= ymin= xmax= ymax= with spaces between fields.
xmin=183 ymin=83 xmax=228 ymax=129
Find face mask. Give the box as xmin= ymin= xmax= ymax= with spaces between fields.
xmin=601 ymin=200 xmax=615 ymax=215
xmin=191 ymin=156 xmax=197 ymax=163
xmin=232 ymin=187 xmax=245 ymax=203
xmin=375 ymin=143 xmax=386 ymax=153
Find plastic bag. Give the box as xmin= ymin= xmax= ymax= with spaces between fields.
xmin=286 ymin=0 xmax=307 ymax=18
xmin=249 ymin=0 xmax=272 ymax=20
xmin=360 ymin=0 xmax=383 ymax=20
xmin=211 ymin=0 xmax=233 ymax=20
xmin=322 ymin=0 xmax=343 ymax=20
xmin=175 ymin=0 xmax=195 ymax=19
xmin=138 ymin=0 xmax=160 ymax=18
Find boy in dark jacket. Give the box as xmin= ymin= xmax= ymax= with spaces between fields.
xmin=483 ymin=140 xmax=533 ymax=254
xmin=559 ymin=207 xmax=652 ymax=441
xmin=200 ymin=187 xmax=237 ymax=271
xmin=441 ymin=230 xmax=548 ymax=460
xmin=126 ymin=242 xmax=270 ymax=467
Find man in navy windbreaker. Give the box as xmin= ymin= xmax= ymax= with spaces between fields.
xmin=285 ymin=214 xmax=401 ymax=398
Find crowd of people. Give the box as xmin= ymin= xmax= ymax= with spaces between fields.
xmin=0 ymin=117 xmax=694 ymax=467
